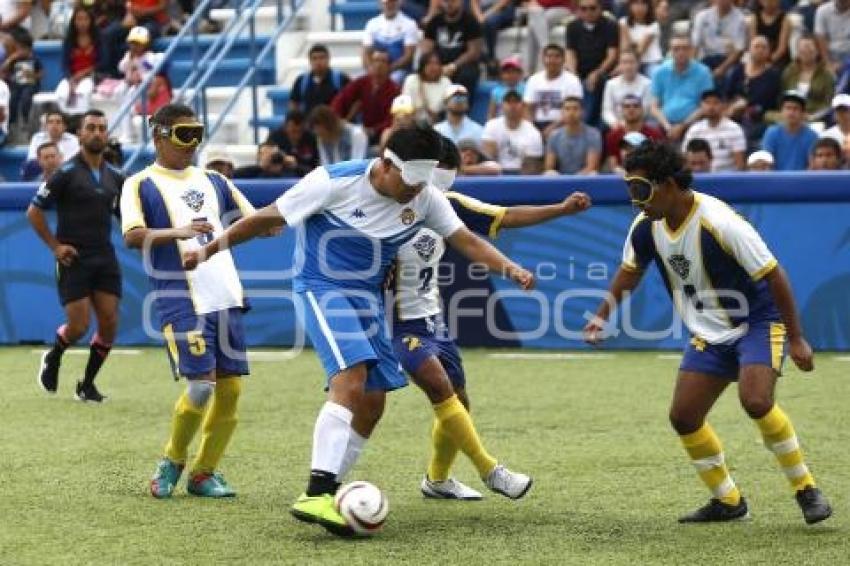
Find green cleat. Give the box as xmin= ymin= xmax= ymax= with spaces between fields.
xmin=290 ymin=493 xmax=355 ymax=537
xmin=150 ymin=458 xmax=184 ymax=499
xmin=187 ymin=472 xmax=237 ymax=498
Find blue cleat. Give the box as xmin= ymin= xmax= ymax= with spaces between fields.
xmin=187 ymin=472 xmax=236 ymax=498
xmin=150 ymin=458 xmax=184 ymax=499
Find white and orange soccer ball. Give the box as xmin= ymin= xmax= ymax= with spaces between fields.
xmin=334 ymin=481 xmax=389 ymax=536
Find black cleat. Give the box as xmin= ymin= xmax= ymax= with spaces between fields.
xmin=38 ymin=350 xmax=60 ymax=394
xmin=795 ymin=486 xmax=832 ymax=525
xmin=678 ymin=498 xmax=750 ymax=523
xmin=74 ymin=381 xmax=107 ymax=403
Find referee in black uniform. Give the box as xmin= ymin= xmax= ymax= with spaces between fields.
xmin=27 ymin=109 xmax=125 ymax=402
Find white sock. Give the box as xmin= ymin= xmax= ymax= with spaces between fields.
xmin=310 ymin=401 xmax=353 ymax=475
xmin=336 ymin=430 xmax=367 ymax=482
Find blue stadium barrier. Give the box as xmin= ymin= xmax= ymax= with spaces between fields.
xmin=1 ymin=172 xmax=849 ymax=351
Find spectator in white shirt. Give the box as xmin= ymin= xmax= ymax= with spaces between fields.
xmin=307 ymin=104 xmax=368 ymax=166
xmin=482 ymin=90 xmax=544 ymax=174
xmin=0 ymin=76 xmax=8 ymax=146
xmin=362 ymin=0 xmax=419 ymax=84
xmin=821 ymin=94 xmax=850 ymax=164
xmin=402 ymin=51 xmax=452 ymax=123
xmin=814 ymin=0 xmax=850 ymax=73
xmin=619 ymin=0 xmax=663 ymax=76
xmin=0 ymin=0 xmax=31 ymax=32
xmin=26 ymin=109 xmax=79 ymax=161
xmin=691 ymin=0 xmax=748 ymax=88
xmin=681 ymin=89 xmax=746 ymax=171
xmin=601 ymin=49 xmax=652 ymax=129
xmin=523 ymin=43 xmax=583 ymax=136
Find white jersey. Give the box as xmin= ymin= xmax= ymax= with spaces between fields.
xmin=393 ymin=192 xmax=506 ymax=321
xmin=622 ymin=192 xmax=779 ymax=344
xmin=120 ymin=163 xmax=254 ymax=321
xmin=275 ymin=159 xmax=464 ymax=293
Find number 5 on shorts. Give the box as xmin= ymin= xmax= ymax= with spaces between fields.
xmin=187 ymin=331 xmax=206 ymax=356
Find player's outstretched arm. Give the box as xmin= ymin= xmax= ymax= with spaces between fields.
xmin=765 ymin=265 xmax=814 ymax=371
xmin=445 ymin=226 xmax=534 ymax=290
xmin=124 ymin=219 xmax=215 ymax=250
xmin=501 ymin=192 xmax=591 ymax=229
xmin=184 ymin=204 xmax=285 ymax=270
xmin=584 ymin=267 xmax=644 ymax=345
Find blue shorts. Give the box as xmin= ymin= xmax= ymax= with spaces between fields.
xmin=680 ymin=320 xmax=787 ymax=380
xmin=393 ymin=315 xmax=466 ymax=389
xmin=162 ymin=307 xmax=250 ymax=379
xmin=296 ymin=289 xmax=407 ymax=392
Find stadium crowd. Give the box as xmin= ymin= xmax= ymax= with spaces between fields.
xmin=2 ymin=0 xmax=850 ymax=181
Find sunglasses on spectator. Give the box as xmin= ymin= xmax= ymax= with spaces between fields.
xmin=624 ymin=175 xmax=657 ymax=205
xmin=153 ymin=122 xmax=205 ymax=148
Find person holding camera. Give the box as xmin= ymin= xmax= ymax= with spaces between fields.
xmin=233 ymin=142 xmax=301 ymax=179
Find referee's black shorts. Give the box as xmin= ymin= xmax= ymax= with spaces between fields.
xmin=56 ymin=251 xmax=122 ymax=306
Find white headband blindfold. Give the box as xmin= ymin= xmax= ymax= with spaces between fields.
xmin=431 ymin=167 xmax=457 ymax=191
xmin=384 ymin=149 xmax=438 ymax=187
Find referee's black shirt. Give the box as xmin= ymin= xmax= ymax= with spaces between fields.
xmin=31 ymin=154 xmax=125 ymax=256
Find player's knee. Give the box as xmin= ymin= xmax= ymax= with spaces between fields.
xmin=98 ymin=310 xmax=119 ymax=335
xmin=740 ymin=391 xmax=774 ymax=419
xmin=668 ymin=408 xmax=701 ymax=435
xmin=186 ymin=379 xmax=215 ymax=407
xmin=65 ymin=319 xmax=89 ymax=340
xmin=455 ymin=388 xmax=470 ymax=411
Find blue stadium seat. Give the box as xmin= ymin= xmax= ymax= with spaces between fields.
xmin=32 ymin=41 xmax=62 ymax=92
xmin=0 ymin=147 xmax=29 ymax=182
xmin=169 ymin=57 xmax=276 ymax=88
xmin=266 ymin=88 xmax=291 ymax=116
xmin=329 ymin=1 xmax=381 ymax=31
xmin=470 ymin=81 xmax=498 ymax=125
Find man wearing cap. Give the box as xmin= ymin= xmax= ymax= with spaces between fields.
xmin=182 ymin=123 xmax=536 ymax=536
xmin=487 ymin=56 xmax=526 ymax=120
xmin=604 ymin=93 xmax=664 ymax=171
xmin=205 ymin=150 xmax=235 ymax=179
xmin=482 ymin=90 xmax=545 ymax=174
xmin=379 ymin=93 xmax=416 ymax=148
xmin=681 ymin=89 xmax=746 ymax=171
xmin=821 ymin=94 xmax=850 ymax=163
xmin=746 ymin=150 xmax=774 ymax=171
xmin=761 ymin=91 xmax=819 ymax=171
xmin=434 ymin=84 xmax=484 ymax=145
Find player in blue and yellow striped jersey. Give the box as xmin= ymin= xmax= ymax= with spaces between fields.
xmin=120 ymin=103 xmax=256 ymax=499
xmin=391 ymin=138 xmax=591 ymax=500
xmin=585 ymin=141 xmax=832 ymax=524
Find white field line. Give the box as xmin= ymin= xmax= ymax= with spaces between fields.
xmin=487 ymin=352 xmax=617 ymax=360
xmin=31 ymin=348 xmax=141 ymax=355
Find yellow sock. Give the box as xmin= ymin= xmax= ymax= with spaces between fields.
xmin=164 ymin=391 xmax=205 ymax=465
xmin=191 ymin=377 xmax=241 ymax=475
xmin=427 ymin=418 xmax=460 ymax=482
xmin=680 ymin=423 xmax=741 ymax=506
xmin=755 ymin=404 xmax=815 ymax=492
xmin=431 ymin=394 xmax=497 ymax=479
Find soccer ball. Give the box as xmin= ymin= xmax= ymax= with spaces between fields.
xmin=334 ymin=481 xmax=389 ymax=536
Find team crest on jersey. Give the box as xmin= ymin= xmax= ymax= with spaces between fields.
xmin=181 ymin=189 xmax=205 ymax=212
xmin=403 ymin=336 xmax=422 ymax=351
xmin=667 ymin=254 xmax=690 ymax=279
xmin=412 ymin=233 xmax=437 ymax=261
xmin=400 ymin=207 xmax=415 ymax=225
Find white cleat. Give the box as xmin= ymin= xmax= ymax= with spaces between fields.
xmin=421 ymin=476 xmax=483 ymax=500
xmin=484 ymin=464 xmax=533 ymax=500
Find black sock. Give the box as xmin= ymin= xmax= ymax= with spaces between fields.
xmin=82 ymin=338 xmax=111 ymax=387
xmin=306 ymin=470 xmax=340 ymax=497
xmin=48 ymin=329 xmax=70 ymax=360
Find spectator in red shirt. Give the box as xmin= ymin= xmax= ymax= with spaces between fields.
xmin=55 ymin=7 xmax=103 ymax=116
xmin=331 ymin=49 xmax=400 ymax=145
xmin=603 ymin=93 xmax=664 ymax=173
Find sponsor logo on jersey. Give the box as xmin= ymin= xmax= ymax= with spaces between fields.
xmin=667 ymin=254 xmax=691 ymax=279
xmin=181 ymin=189 xmax=205 ymax=213
xmin=400 ymin=207 xmax=415 ymax=225
xmin=351 ymin=208 xmax=366 ymax=219
xmin=412 ymin=233 xmax=437 ymax=261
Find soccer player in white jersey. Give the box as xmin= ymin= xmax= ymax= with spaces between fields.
xmin=584 ymin=141 xmax=832 ymax=524
xmin=121 ymin=103 xmax=256 ymax=499
xmin=183 ymin=124 xmax=536 ymax=536
xmin=393 ymin=138 xmax=591 ymax=500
